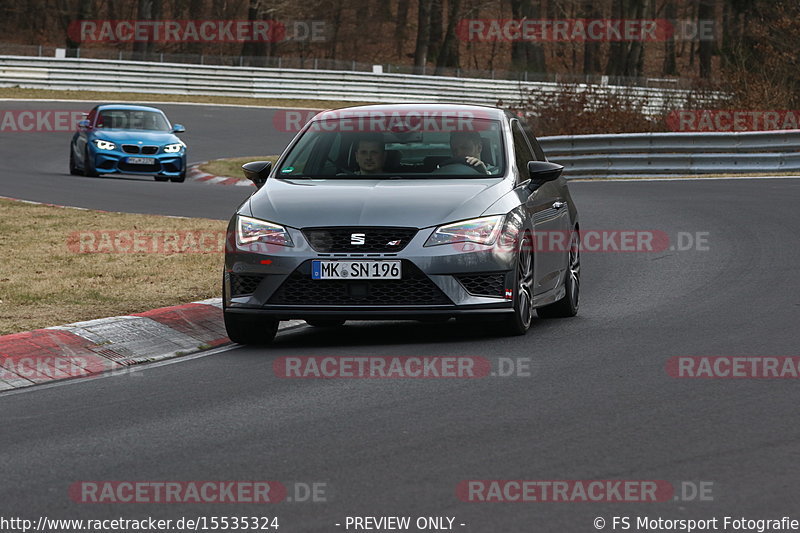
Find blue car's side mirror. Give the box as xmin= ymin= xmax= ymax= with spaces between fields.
xmin=172 ymin=124 xmax=186 ymax=133
xmin=77 ymin=119 xmax=91 ymax=130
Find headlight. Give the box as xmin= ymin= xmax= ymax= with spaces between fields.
xmin=425 ymin=215 xmax=505 ymax=247
xmin=236 ymin=215 xmax=293 ymax=247
xmin=163 ymin=143 xmax=184 ymax=153
xmin=93 ymin=139 xmax=115 ymax=150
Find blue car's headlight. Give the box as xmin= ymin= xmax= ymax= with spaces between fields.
xmin=163 ymin=143 xmax=184 ymax=153
xmin=236 ymin=215 xmax=293 ymax=247
xmin=425 ymin=215 xmax=505 ymax=247
xmin=93 ymin=139 xmax=116 ymax=151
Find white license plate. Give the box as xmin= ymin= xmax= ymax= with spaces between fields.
xmin=127 ymin=157 xmax=155 ymax=165
xmin=312 ymin=260 xmax=401 ymax=280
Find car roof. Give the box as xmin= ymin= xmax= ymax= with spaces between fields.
xmin=313 ymin=103 xmax=507 ymax=121
xmin=95 ymin=104 xmax=165 ymax=114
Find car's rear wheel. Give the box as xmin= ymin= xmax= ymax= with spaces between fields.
xmin=83 ymin=146 xmax=99 ymax=177
xmin=305 ymin=319 xmax=346 ymax=328
xmin=69 ymin=146 xmax=82 ymax=175
xmin=224 ymin=311 xmax=279 ymax=345
xmin=537 ymin=229 xmax=580 ymax=318
xmin=500 ymin=233 xmax=534 ymax=336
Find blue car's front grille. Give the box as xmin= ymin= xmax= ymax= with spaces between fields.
xmin=121 ymin=145 xmax=159 ymax=155
xmin=119 ymin=161 xmax=161 ymax=173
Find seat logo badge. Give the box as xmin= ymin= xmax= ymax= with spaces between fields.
xmin=387 ymin=240 xmax=402 ymax=246
xmin=350 ymin=233 xmax=366 ymax=245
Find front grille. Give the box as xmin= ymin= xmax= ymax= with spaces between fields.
xmin=122 ymin=145 xmax=140 ymax=154
xmin=302 ymin=227 xmax=418 ymax=253
xmin=268 ymin=260 xmax=451 ymax=305
xmin=230 ymin=273 xmax=264 ymax=296
xmin=456 ymin=272 xmax=507 ymax=297
xmin=141 ymin=146 xmax=158 ymax=155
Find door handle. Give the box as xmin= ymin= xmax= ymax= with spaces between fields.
xmin=552 ymin=201 xmax=567 ymax=210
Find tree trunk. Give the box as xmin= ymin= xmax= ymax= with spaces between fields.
xmin=435 ymin=0 xmax=461 ymax=74
xmin=662 ymin=0 xmax=677 ymax=76
xmin=395 ymin=0 xmax=410 ymax=58
xmin=698 ymin=0 xmax=714 ymax=78
xmin=413 ymin=0 xmax=432 ymax=70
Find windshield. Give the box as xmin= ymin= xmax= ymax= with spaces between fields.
xmin=96 ymin=109 xmax=171 ymax=131
xmin=277 ymin=116 xmax=505 ymax=178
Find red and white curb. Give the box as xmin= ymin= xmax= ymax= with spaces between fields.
xmin=188 ymin=162 xmax=254 ymax=187
xmin=0 ymin=299 xmax=304 ymax=391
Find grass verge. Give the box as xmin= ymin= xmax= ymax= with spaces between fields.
xmin=0 ymin=87 xmax=368 ymax=110
xmin=198 ymin=156 xmax=279 ymax=180
xmin=0 ymin=197 xmax=226 ymax=335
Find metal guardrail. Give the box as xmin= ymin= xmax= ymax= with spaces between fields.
xmin=539 ymin=130 xmax=800 ymax=178
xmin=0 ymin=55 xmax=693 ymax=112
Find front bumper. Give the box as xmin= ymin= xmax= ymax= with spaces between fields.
xmin=224 ymin=225 xmax=517 ymax=320
xmin=91 ymin=147 xmax=185 ymax=176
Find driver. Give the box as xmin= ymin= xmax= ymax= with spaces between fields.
xmin=354 ymin=134 xmax=386 ymax=174
xmin=449 ymin=131 xmax=490 ymax=174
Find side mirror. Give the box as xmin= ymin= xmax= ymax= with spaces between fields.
xmin=172 ymin=124 xmax=186 ymax=133
xmin=242 ymin=161 xmax=272 ymax=188
xmin=78 ymin=119 xmax=91 ymax=130
xmin=526 ymin=161 xmax=564 ymax=190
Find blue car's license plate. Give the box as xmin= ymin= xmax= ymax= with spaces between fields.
xmin=312 ymin=260 xmax=401 ymax=280
xmin=127 ymin=157 xmax=155 ymax=165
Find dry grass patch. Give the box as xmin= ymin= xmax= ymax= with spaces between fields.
xmin=199 ymin=155 xmax=279 ymax=179
xmin=0 ymin=198 xmax=226 ymax=335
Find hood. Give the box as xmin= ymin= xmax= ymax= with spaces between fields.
xmin=91 ymin=130 xmax=180 ymax=144
xmin=246 ymin=177 xmax=510 ymax=229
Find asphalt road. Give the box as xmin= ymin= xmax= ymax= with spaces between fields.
xmin=2 ymin=100 xmax=800 ymax=530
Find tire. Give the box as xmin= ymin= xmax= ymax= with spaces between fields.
xmin=500 ymin=233 xmax=534 ymax=336
xmin=83 ymin=146 xmax=99 ymax=177
xmin=305 ymin=319 xmax=346 ymax=327
xmin=154 ymin=175 xmax=169 ymax=182
xmin=169 ymin=172 xmax=186 ymax=183
xmin=537 ymin=228 xmax=580 ymax=318
xmin=69 ymin=146 xmax=82 ymax=175
xmin=224 ymin=311 xmax=279 ymax=345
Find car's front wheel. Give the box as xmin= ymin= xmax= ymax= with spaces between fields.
xmin=169 ymin=169 xmax=186 ymax=183
xmin=537 ymin=228 xmax=580 ymax=318
xmin=500 ymin=233 xmax=534 ymax=336
xmin=83 ymin=146 xmax=99 ymax=177
xmin=224 ymin=312 xmax=279 ymax=345
xmin=69 ymin=145 xmax=82 ymax=175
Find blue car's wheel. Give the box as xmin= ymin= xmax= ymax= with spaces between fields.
xmin=69 ymin=145 xmax=82 ymax=175
xmin=83 ymin=146 xmax=99 ymax=177
xmin=169 ymin=169 xmax=186 ymax=183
